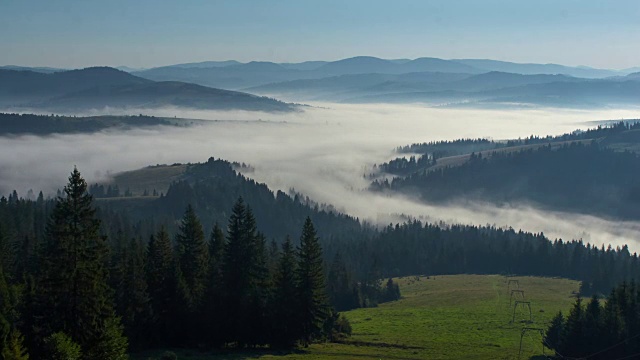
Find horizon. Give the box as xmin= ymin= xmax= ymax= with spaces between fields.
xmin=2 ymin=54 xmax=639 ymax=72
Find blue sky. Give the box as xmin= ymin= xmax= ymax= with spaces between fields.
xmin=1 ymin=0 xmax=639 ymax=69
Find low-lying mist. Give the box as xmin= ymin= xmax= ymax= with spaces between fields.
xmin=2 ymin=103 xmax=640 ymax=250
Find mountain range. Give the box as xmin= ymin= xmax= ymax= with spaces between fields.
xmin=2 ymin=56 xmax=639 ymax=111
xmin=132 ymin=56 xmax=634 ymax=91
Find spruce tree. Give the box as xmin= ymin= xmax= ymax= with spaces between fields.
xmin=203 ymin=223 xmax=225 ymax=346
xmin=272 ymin=236 xmax=299 ymax=347
xmin=583 ymin=295 xmax=603 ymax=355
xmin=0 ymin=262 xmax=25 ymax=359
xmin=146 ymin=228 xmax=175 ymax=345
xmin=34 ymin=168 xmax=127 ymax=360
xmin=119 ymin=237 xmax=151 ymax=347
xmin=544 ymin=311 xmax=564 ymax=353
xmin=174 ymin=205 xmax=209 ymax=343
xmin=175 ymin=205 xmax=209 ymax=309
xmin=562 ymin=297 xmax=585 ymax=357
xmin=221 ymin=198 xmax=249 ymax=345
xmin=221 ymin=198 xmax=270 ymax=346
xmin=296 ymin=217 xmax=329 ymax=346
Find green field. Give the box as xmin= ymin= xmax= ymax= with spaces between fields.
xmin=135 ymin=274 xmax=579 ymax=360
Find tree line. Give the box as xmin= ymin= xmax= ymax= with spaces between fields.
xmin=376 ymin=121 xmax=640 ymax=183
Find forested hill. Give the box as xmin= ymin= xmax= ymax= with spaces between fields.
xmin=374 ymin=141 xmax=640 ymax=220
xmin=93 ymin=158 xmax=368 ymax=243
xmin=0 ymin=113 xmax=191 ymax=135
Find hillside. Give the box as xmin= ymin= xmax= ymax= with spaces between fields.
xmin=0 ymin=67 xmax=150 ymax=105
xmin=374 ymin=140 xmax=640 ymax=220
xmin=39 ymin=81 xmax=296 ymax=112
xmin=0 ymin=67 xmax=297 ymax=112
xmin=94 ymin=158 xmax=365 ymax=242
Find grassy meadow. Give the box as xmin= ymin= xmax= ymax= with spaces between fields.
xmin=135 ymin=274 xmax=579 ymax=360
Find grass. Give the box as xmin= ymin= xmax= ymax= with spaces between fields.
xmin=133 ymin=274 xmax=579 ymax=360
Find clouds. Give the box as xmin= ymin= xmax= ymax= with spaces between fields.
xmin=1 ymin=103 xmax=639 ymax=250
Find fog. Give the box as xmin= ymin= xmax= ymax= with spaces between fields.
xmin=2 ymin=103 xmax=640 ymax=250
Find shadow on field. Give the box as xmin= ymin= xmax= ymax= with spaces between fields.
xmin=132 ymin=348 xmax=309 ymax=360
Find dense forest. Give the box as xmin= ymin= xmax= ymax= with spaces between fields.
xmin=378 ymin=121 xmax=640 ymax=177
xmin=0 ymin=169 xmax=383 ymax=358
xmin=374 ymin=141 xmax=640 ymax=220
xmin=2 ymin=156 xmax=640 ymax=357
xmin=93 ymin=157 xmax=640 ymax=296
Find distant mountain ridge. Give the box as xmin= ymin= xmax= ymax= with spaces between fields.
xmin=132 ymin=56 xmax=635 ymax=92
xmin=0 ymin=67 xmax=296 ymax=112
xmin=4 ymin=56 xmax=639 ymax=110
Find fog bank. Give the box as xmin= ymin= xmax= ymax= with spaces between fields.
xmin=1 ymin=103 xmax=639 ymax=250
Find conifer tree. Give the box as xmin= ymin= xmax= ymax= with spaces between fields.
xmin=327 ymin=252 xmax=359 ymax=311
xmin=583 ymin=295 xmax=603 ymax=355
xmin=208 ymin=223 xmax=225 ymax=279
xmin=174 ymin=205 xmax=209 ymax=343
xmin=175 ymin=205 xmax=209 ymax=309
xmin=296 ymin=217 xmax=329 ymax=346
xmin=545 ymin=311 xmax=564 ymax=353
xmin=221 ymin=198 xmax=249 ymax=344
xmin=561 ymin=297 xmax=585 ymax=356
xmin=35 ymin=168 xmax=127 ymax=360
xmin=221 ymin=199 xmax=270 ymax=346
xmin=0 ymin=262 xmax=25 ymax=359
xmin=203 ymin=223 xmax=225 ymax=346
xmin=118 ymin=237 xmax=151 ymax=347
xmin=2 ymin=330 xmax=29 ymax=360
xmin=246 ymin=224 xmax=271 ymax=346
xmin=146 ymin=228 xmax=175 ymax=344
xmin=272 ymin=236 xmax=299 ymax=347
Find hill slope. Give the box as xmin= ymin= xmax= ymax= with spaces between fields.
xmin=0 ymin=67 xmax=297 ymax=112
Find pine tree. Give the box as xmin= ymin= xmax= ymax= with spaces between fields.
xmin=246 ymin=223 xmax=271 ymax=346
xmin=174 ymin=205 xmax=209 ymax=344
xmin=562 ymin=297 xmax=585 ymax=357
xmin=221 ymin=198 xmax=248 ymax=344
xmin=146 ymin=228 xmax=175 ymax=345
xmin=119 ymin=237 xmax=151 ymax=347
xmin=0 ymin=262 xmax=25 ymax=359
xmin=220 ymin=198 xmax=271 ymax=346
xmin=327 ymin=251 xmax=358 ymax=311
xmin=34 ymin=168 xmax=127 ymax=359
xmin=583 ymin=295 xmax=603 ymax=354
xmin=272 ymin=236 xmax=299 ymax=347
xmin=203 ymin=223 xmax=225 ymax=346
xmin=544 ymin=311 xmax=564 ymax=353
xmin=296 ymin=217 xmax=329 ymax=346
xmin=175 ymin=205 xmax=209 ymax=310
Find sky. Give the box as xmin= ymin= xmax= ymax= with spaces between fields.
xmin=1 ymin=0 xmax=639 ymax=69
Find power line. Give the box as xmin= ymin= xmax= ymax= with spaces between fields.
xmin=609 ymin=351 xmax=640 ymax=360
xmin=583 ymin=331 xmax=640 ymax=359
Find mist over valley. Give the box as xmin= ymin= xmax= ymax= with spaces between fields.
xmin=4 ymin=2 xmax=640 ymax=358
